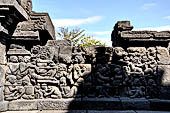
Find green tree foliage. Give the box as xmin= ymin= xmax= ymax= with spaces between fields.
xmin=57 ymin=27 xmax=106 ymax=46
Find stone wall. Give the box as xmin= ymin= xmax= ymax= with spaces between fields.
xmin=1 ymin=0 xmax=170 ymax=112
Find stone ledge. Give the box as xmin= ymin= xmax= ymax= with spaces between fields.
xmin=0 ymin=0 xmax=29 ymax=20
xmin=149 ymin=99 xmax=170 ymax=111
xmin=82 ymin=98 xmax=121 ymax=110
xmin=0 ymin=101 xmax=8 ymax=112
xmin=37 ymin=98 xmax=82 ymax=110
xmin=37 ymin=110 xmax=86 ymax=113
xmin=120 ymin=98 xmax=150 ymax=110
xmin=4 ymin=98 xmax=170 ymax=111
xmin=8 ymin=100 xmax=38 ymax=111
xmin=3 ymin=110 xmax=170 ymax=113
xmin=120 ymin=31 xmax=170 ymax=39
xmin=88 ymin=110 xmax=135 ymax=113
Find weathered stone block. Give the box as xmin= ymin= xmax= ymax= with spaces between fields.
xmin=120 ymin=31 xmax=155 ymax=39
xmin=0 ymin=0 xmax=29 ymax=20
xmin=0 ymin=42 xmax=6 ymax=64
xmin=38 ymin=99 xmax=82 ymax=110
xmin=0 ymin=101 xmax=8 ymax=112
xmin=0 ymin=65 xmax=5 ymax=87
xmin=149 ymin=99 xmax=170 ymax=110
xmin=8 ymin=100 xmax=37 ymax=111
xmin=0 ymin=87 xmax=4 ymax=101
xmin=12 ymin=31 xmax=40 ymax=40
xmin=59 ymin=46 xmax=72 ymax=63
xmin=114 ymin=21 xmax=133 ymax=31
xmin=157 ymin=47 xmax=170 ymax=65
xmin=46 ymin=40 xmax=72 ymax=46
xmin=154 ymin=31 xmax=170 ymax=38
xmin=82 ymin=98 xmax=121 ymax=110
xmin=157 ymin=65 xmax=170 ymax=86
xmin=121 ymin=98 xmax=150 ymax=110
xmin=59 ymin=46 xmax=72 ymax=55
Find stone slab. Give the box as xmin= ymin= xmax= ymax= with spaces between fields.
xmin=37 ymin=110 xmax=86 ymax=113
xmin=82 ymin=98 xmax=121 ymax=110
xmin=7 ymin=49 xmax=31 ymax=56
xmin=37 ymin=99 xmax=82 ymax=110
xmin=88 ymin=110 xmax=135 ymax=113
xmin=0 ymin=42 xmax=6 ymax=64
xmin=136 ymin=111 xmax=170 ymax=113
xmin=0 ymin=0 xmax=29 ymax=20
xmin=120 ymin=31 xmax=170 ymax=39
xmin=2 ymin=111 xmax=39 ymax=113
xmin=0 ymin=101 xmax=8 ymax=112
xmin=121 ymin=98 xmax=150 ymax=110
xmin=0 ymin=65 xmax=5 ymax=87
xmin=0 ymin=86 xmax=4 ymax=101
xmin=46 ymin=40 xmax=72 ymax=47
xmin=30 ymin=13 xmax=56 ymax=40
xmin=8 ymin=100 xmax=37 ymax=111
xmin=149 ymin=99 xmax=170 ymax=111
xmin=12 ymin=31 xmax=40 ymax=40
xmin=59 ymin=46 xmax=72 ymax=55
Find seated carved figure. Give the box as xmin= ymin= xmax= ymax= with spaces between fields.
xmin=21 ymin=77 xmax=34 ymax=99
xmin=59 ymin=76 xmax=78 ymax=98
xmin=60 ymin=77 xmax=71 ymax=97
xmin=40 ymin=84 xmax=62 ymax=99
xmin=5 ymin=75 xmax=25 ymax=101
xmin=6 ymin=56 xmax=20 ymax=75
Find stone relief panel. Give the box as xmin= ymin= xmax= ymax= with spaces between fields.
xmin=4 ymin=43 xmax=170 ymax=101
xmin=4 ymin=44 xmax=92 ymax=100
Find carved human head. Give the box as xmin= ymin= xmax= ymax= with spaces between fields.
xmin=22 ymin=77 xmax=30 ymax=86
xmin=9 ymin=56 xmax=18 ymax=63
xmin=24 ymin=56 xmax=31 ymax=63
xmin=60 ymin=77 xmax=67 ymax=86
xmin=58 ymin=64 xmax=67 ymax=71
xmin=18 ymin=56 xmax=24 ymax=62
xmin=6 ymin=75 xmax=17 ymax=84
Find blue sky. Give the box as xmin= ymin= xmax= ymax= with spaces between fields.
xmin=32 ymin=0 xmax=170 ymax=46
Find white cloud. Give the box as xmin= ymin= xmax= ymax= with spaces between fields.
xmin=52 ymin=16 xmax=103 ymax=28
xmin=142 ymin=3 xmax=156 ymax=10
xmin=134 ymin=25 xmax=170 ymax=31
xmin=163 ymin=16 xmax=170 ymax=20
xmin=92 ymin=31 xmax=111 ymax=35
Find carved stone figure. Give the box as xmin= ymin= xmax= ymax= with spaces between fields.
xmin=5 ymin=75 xmax=25 ymax=100
xmin=40 ymin=84 xmax=62 ymax=99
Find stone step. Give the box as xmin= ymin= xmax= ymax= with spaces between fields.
xmin=2 ymin=110 xmax=170 ymax=113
